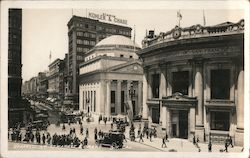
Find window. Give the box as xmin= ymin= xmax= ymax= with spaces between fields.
xmin=84 ymin=32 xmax=89 ymax=37
xmin=90 ymin=33 xmax=96 ymax=38
xmin=172 ymin=71 xmax=189 ymax=95
xmin=111 ymin=91 xmax=116 ymax=104
xmin=111 ymin=91 xmax=116 ymax=113
xmin=152 ymin=74 xmax=160 ymax=98
xmin=77 ymin=39 xmax=83 ymax=44
xmin=85 ymin=24 xmax=89 ymax=28
xmin=77 ymin=31 xmax=83 ymax=36
xmin=211 ymin=69 xmax=230 ymax=99
xmin=120 ymin=54 xmax=124 ymax=57
xmin=83 ymin=40 xmax=90 ymax=45
xmin=129 ymin=55 xmax=133 ymax=59
xmin=90 ymin=41 xmax=96 ymax=46
xmin=210 ymin=111 xmax=230 ymax=131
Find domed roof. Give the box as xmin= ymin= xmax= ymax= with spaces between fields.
xmin=96 ymin=35 xmax=140 ymax=48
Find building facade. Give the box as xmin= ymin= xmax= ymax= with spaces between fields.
xmin=66 ymin=16 xmax=132 ymax=108
xmin=138 ymin=20 xmax=244 ymax=146
xmin=37 ymin=72 xmax=48 ymax=98
xmin=8 ymin=9 xmax=32 ymax=127
xmin=47 ymin=58 xmax=64 ymax=102
xmin=79 ymin=35 xmax=143 ymax=118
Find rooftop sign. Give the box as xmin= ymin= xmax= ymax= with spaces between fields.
xmin=88 ymin=12 xmax=127 ymax=25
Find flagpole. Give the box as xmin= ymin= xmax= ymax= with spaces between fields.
xmin=133 ymin=25 xmax=136 ymax=53
xmin=203 ymin=10 xmax=206 ymax=26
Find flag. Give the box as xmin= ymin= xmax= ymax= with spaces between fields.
xmin=177 ymin=10 xmax=182 ymax=20
xmin=203 ymin=10 xmax=206 ymax=26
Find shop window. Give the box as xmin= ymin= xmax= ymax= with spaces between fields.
xmin=210 ymin=111 xmax=230 ymax=131
xmin=172 ymin=71 xmax=189 ymax=95
xmin=211 ymin=69 xmax=230 ymax=99
xmin=152 ymin=74 xmax=160 ymax=98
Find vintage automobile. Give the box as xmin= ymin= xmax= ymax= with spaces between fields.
xmin=96 ymin=131 xmax=124 ymax=149
xmin=114 ymin=115 xmax=129 ymax=126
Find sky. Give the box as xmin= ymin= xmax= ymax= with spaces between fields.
xmin=22 ymin=9 xmax=244 ymax=82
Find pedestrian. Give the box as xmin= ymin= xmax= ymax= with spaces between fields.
xmin=94 ymin=127 xmax=98 ymax=135
xmin=62 ymin=124 xmax=65 ymax=130
xmin=162 ymin=137 xmax=167 ymax=148
xmin=98 ymin=130 xmax=102 ymax=139
xmin=139 ymin=133 xmax=144 ymax=143
xmin=94 ymin=133 xmax=98 ymax=140
xmin=196 ymin=136 xmax=199 ymax=148
xmin=228 ymin=136 xmax=234 ymax=148
xmin=146 ymin=129 xmax=149 ymax=139
xmin=86 ymin=128 xmax=89 ymax=138
xmin=111 ymin=123 xmax=113 ymax=130
xmin=47 ymin=134 xmax=51 ymax=145
xmin=224 ymin=140 xmax=228 ymax=152
xmin=208 ymin=141 xmax=212 ymax=152
xmin=84 ymin=137 xmax=88 ymax=148
xmin=122 ymin=133 xmax=127 ymax=142
xmin=137 ymin=129 xmax=141 ymax=138
xmin=80 ymin=126 xmax=83 ymax=135
xmin=165 ymin=133 xmax=169 ymax=142
xmin=193 ymin=134 xmax=196 ymax=145
xmin=104 ymin=117 xmax=107 ymax=125
xmin=42 ymin=133 xmax=46 ymax=145
xmin=149 ymin=131 xmax=153 ymax=142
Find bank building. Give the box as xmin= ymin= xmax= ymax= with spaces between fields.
xmin=138 ymin=20 xmax=244 ymax=146
xmin=79 ymin=35 xmax=143 ymax=118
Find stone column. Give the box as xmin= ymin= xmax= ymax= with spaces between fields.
xmin=116 ymin=80 xmax=122 ymax=114
xmin=159 ymin=65 xmax=167 ymax=127
xmin=235 ymin=65 xmax=244 ymax=146
xmin=138 ymin=81 xmax=142 ymax=116
xmin=142 ymin=73 xmax=148 ymax=120
xmin=106 ymin=80 xmax=111 ymax=116
xmin=189 ymin=107 xmax=196 ymax=140
xmin=126 ymin=80 xmax=132 ymax=101
xmin=194 ymin=61 xmax=204 ymax=141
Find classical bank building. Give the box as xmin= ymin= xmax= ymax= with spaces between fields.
xmin=79 ymin=35 xmax=143 ymax=118
xmin=138 ymin=20 xmax=244 ymax=145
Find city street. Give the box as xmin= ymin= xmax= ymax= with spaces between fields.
xmin=8 ymin=120 xmax=243 ymax=152
xmin=8 ymin=100 xmax=244 ymax=152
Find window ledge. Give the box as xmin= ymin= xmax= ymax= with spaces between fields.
xmin=210 ymin=130 xmax=229 ymax=135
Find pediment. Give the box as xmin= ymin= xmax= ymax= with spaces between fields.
xmin=107 ymin=61 xmax=143 ymax=74
xmin=163 ymin=92 xmax=197 ymax=102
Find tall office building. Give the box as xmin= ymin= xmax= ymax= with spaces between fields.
xmin=8 ymin=9 xmax=32 ymax=127
xmin=66 ymin=15 xmax=132 ymax=109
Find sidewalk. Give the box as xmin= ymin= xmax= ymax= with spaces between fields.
xmin=133 ymin=136 xmax=243 ymax=152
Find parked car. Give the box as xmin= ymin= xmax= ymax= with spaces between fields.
xmin=96 ymin=131 xmax=124 ymax=149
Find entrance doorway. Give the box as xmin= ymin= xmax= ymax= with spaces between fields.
xmin=171 ymin=110 xmax=188 ymax=139
xmin=152 ymin=108 xmax=160 ymax=123
xmin=179 ymin=110 xmax=188 ymax=139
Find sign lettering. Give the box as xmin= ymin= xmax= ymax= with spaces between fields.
xmin=88 ymin=12 xmax=127 ymax=25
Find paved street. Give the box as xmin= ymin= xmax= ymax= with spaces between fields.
xmin=9 ymin=121 xmax=243 ymax=152
xmin=8 ymin=100 xmax=244 ymax=152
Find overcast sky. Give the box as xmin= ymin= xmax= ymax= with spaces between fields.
xmin=22 ymin=9 xmax=244 ymax=81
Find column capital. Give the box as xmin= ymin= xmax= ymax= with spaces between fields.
xmin=105 ymin=79 xmax=111 ymax=83
xmin=117 ymin=80 xmax=122 ymax=83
